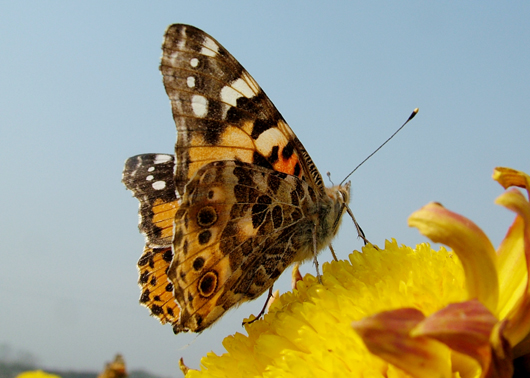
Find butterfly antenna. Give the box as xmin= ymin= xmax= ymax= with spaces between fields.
xmin=339 ymin=108 xmax=419 ymax=186
xmin=326 ymin=171 xmax=335 ymax=186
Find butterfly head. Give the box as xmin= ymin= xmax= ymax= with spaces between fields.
xmin=337 ymin=180 xmax=351 ymax=223
xmin=324 ymin=181 xmax=351 ymax=238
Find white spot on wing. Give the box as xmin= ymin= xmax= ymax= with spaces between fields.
xmin=152 ymin=181 xmax=166 ymax=190
xmin=147 ymin=167 xmax=155 ymax=172
xmin=154 ymin=155 xmax=171 ymax=164
xmin=220 ymin=85 xmax=241 ymax=107
xmin=146 ymin=175 xmax=154 ymax=181
xmin=255 ymin=128 xmax=287 ymax=155
xmin=220 ymin=77 xmax=258 ymax=107
xmin=200 ymin=37 xmax=219 ymax=57
xmin=187 ymin=76 xmax=196 ymax=88
xmin=231 ymin=78 xmax=257 ymax=98
xmin=190 ymin=58 xmax=199 ymax=67
xmin=191 ymin=95 xmax=208 ymax=117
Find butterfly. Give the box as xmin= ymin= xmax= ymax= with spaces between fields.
xmin=122 ymin=24 xmax=356 ymax=334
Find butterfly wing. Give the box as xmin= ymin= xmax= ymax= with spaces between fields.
xmin=168 ymin=161 xmax=318 ymax=333
xmin=160 ymin=24 xmax=327 ymax=196
xmin=122 ymin=154 xmax=180 ymax=324
xmin=158 ymin=25 xmax=338 ymax=333
xmin=122 ymin=154 xmax=178 ymax=247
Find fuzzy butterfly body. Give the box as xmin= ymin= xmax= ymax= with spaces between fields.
xmin=123 ymin=24 xmax=350 ymax=334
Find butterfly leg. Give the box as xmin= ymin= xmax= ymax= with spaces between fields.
xmin=329 ymin=243 xmax=339 ymax=261
xmin=243 ymin=287 xmax=274 ymax=326
xmin=312 ymin=225 xmax=323 ymax=283
xmin=345 ymin=205 xmax=371 ymax=245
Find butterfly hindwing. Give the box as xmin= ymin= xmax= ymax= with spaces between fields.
xmin=168 ymin=160 xmax=319 ymax=333
xmin=137 ymin=246 xmax=180 ymax=324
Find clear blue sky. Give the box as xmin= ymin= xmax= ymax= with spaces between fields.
xmin=1 ymin=2 xmax=529 ymax=376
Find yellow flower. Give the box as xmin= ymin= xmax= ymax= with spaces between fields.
xmin=183 ymin=242 xmax=466 ymax=377
xmin=16 ymin=371 xmax=61 ymax=378
xmin=182 ymin=167 xmax=530 ymax=378
xmin=354 ymin=167 xmax=530 ymax=378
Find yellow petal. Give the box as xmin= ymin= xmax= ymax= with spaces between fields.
xmin=409 ymin=202 xmax=499 ymax=314
xmin=492 ymin=167 xmax=530 ymax=198
xmin=495 ymin=189 xmax=530 ymax=351
xmin=495 ymin=216 xmax=527 ymax=319
xmin=352 ymin=308 xmax=452 ymax=378
xmin=16 ymin=372 xmax=61 ymax=378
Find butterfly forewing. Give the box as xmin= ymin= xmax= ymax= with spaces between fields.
xmin=160 ymin=24 xmax=326 ymax=196
xmin=122 ymin=154 xmax=178 ymax=247
xmin=122 ymin=154 xmax=181 ymax=323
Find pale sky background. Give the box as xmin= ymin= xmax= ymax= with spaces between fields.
xmin=1 ymin=2 xmax=529 ymax=377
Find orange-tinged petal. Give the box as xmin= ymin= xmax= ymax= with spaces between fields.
xmin=411 ymin=300 xmax=497 ymax=374
xmin=493 ymin=167 xmax=530 ymax=198
xmin=179 ymin=358 xmax=191 ymax=375
xmin=291 ymin=263 xmax=302 ymax=290
xmin=266 ymin=289 xmax=280 ymax=312
xmin=409 ymin=202 xmax=499 ymax=314
xmin=495 ymin=189 xmax=530 ymax=351
xmin=352 ymin=308 xmax=452 ymax=378
xmin=485 ymin=320 xmax=513 ymax=378
xmin=495 ymin=189 xmax=529 ymax=320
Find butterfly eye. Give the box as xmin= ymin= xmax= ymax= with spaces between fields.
xmin=337 ymin=190 xmax=346 ymax=204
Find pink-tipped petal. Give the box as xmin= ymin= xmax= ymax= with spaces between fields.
xmin=291 ymin=263 xmax=303 ymax=290
xmin=266 ymin=289 xmax=280 ymax=312
xmin=412 ymin=300 xmax=497 ymax=374
xmin=485 ymin=320 xmax=513 ymax=378
xmin=352 ymin=308 xmax=452 ymax=378
xmin=409 ymin=203 xmax=499 ymax=313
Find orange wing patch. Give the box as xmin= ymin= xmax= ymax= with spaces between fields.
xmin=138 ymin=246 xmax=180 ymax=324
xmin=151 ymin=198 xmax=179 ymax=243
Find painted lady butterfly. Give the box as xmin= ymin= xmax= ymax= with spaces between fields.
xmin=123 ymin=24 xmax=355 ymax=334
